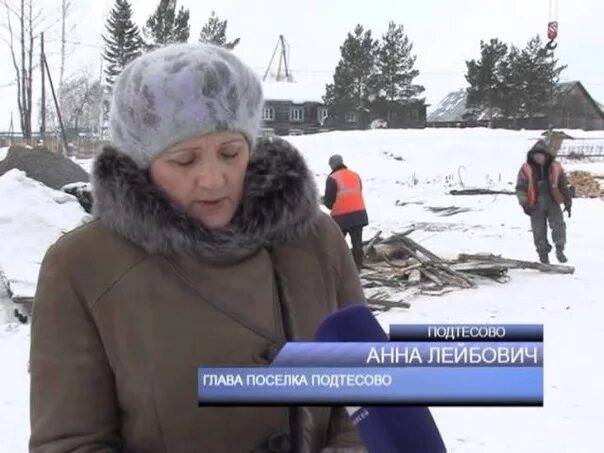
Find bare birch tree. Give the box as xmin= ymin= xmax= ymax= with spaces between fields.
xmin=0 ymin=0 xmax=47 ymax=138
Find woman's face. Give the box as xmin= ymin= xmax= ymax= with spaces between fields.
xmin=150 ymin=131 xmax=250 ymax=229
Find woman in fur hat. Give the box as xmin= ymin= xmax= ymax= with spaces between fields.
xmin=30 ymin=43 xmax=366 ymax=453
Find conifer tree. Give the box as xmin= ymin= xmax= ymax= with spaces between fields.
xmin=324 ymin=24 xmax=378 ymax=117
xmin=143 ymin=0 xmax=190 ymax=50
xmin=199 ymin=10 xmax=240 ymax=49
xmin=102 ymin=0 xmax=143 ymax=87
xmin=373 ymin=21 xmax=425 ymax=120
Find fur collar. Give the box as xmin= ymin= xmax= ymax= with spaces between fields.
xmin=91 ymin=136 xmax=320 ymax=259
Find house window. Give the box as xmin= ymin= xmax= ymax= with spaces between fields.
xmin=290 ymin=107 xmax=304 ymax=122
xmin=317 ymin=107 xmax=329 ymax=123
xmin=263 ymin=107 xmax=275 ymax=121
xmin=409 ymin=109 xmax=419 ymax=120
xmin=346 ymin=111 xmax=358 ymax=123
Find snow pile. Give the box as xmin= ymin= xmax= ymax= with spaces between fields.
xmin=0 ymin=146 xmax=89 ymax=190
xmin=0 ymin=169 xmax=90 ymax=300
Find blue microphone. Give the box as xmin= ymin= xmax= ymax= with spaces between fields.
xmin=315 ymin=304 xmax=447 ymax=453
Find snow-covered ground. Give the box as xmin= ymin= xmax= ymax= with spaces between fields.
xmin=0 ymin=170 xmax=90 ymax=300
xmin=1 ymin=128 xmax=603 ymax=452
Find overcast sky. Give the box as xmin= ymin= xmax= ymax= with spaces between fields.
xmin=1 ymin=0 xmax=603 ymax=132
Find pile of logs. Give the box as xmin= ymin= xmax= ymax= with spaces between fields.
xmin=567 ymin=171 xmax=604 ymax=198
xmin=361 ymin=230 xmax=575 ymax=311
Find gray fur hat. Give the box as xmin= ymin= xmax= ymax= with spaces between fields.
xmin=109 ymin=43 xmax=264 ymax=168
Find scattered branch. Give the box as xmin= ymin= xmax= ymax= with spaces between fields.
xmin=360 ymin=231 xmax=575 ymax=306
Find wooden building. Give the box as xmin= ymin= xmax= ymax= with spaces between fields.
xmin=261 ymin=81 xmax=428 ymax=136
xmin=325 ymin=102 xmax=427 ymax=130
xmin=428 ymin=81 xmax=604 ymax=130
xmin=549 ymin=82 xmax=604 ymax=130
xmin=261 ymin=82 xmax=329 ymax=136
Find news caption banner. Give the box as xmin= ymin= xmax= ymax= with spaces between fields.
xmin=198 ymin=324 xmax=543 ymax=406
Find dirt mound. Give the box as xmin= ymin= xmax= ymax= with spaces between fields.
xmin=567 ymin=171 xmax=604 ymax=198
xmin=0 ymin=145 xmax=89 ymax=190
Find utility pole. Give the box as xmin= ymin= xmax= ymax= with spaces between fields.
xmin=263 ymin=35 xmax=292 ymax=82
xmin=98 ymin=55 xmax=105 ymax=140
xmin=40 ymin=32 xmax=46 ymax=145
xmin=43 ymin=53 xmax=69 ymax=156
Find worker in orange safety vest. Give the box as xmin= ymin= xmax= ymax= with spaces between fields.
xmin=516 ymin=139 xmax=573 ymax=264
xmin=323 ymin=154 xmax=368 ymax=271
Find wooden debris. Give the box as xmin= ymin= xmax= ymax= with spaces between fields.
xmin=361 ymin=231 xmax=576 ymax=303
xmin=0 ymin=270 xmax=33 ymax=313
xmin=361 ymin=274 xmax=402 ymax=288
xmin=420 ymin=287 xmax=457 ymax=297
xmin=449 ymin=262 xmax=509 ymax=280
xmin=408 ymin=269 xmax=422 ymax=283
xmin=381 ymin=228 xmax=417 ymax=242
xmin=405 ymin=236 xmax=443 ymax=262
xmin=426 ymin=206 xmax=472 ymax=216
xmin=457 ymin=253 xmax=575 ymax=274
xmin=567 ymin=171 xmax=604 ymax=198
xmin=395 ymin=200 xmax=424 ymax=207
xmin=399 ymin=235 xmax=474 ymax=288
xmin=366 ymin=243 xmax=411 ymax=263
xmin=367 ymin=290 xmax=411 ymax=311
xmin=420 ymin=268 xmax=445 ymax=287
xmin=449 ymin=188 xmax=515 ymax=196
xmin=363 ymin=230 xmax=383 ymax=247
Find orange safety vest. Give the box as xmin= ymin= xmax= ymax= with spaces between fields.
xmin=330 ymin=169 xmax=366 ymax=216
xmin=522 ymin=161 xmax=566 ymax=207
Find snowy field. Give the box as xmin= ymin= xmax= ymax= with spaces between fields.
xmin=0 ymin=170 xmax=90 ymax=300
xmin=1 ymin=129 xmax=603 ymax=452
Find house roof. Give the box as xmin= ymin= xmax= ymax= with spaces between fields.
xmin=262 ymin=81 xmax=325 ymax=104
xmin=428 ymin=81 xmax=604 ymax=123
xmin=427 ymin=90 xmax=468 ymax=122
xmin=556 ymin=81 xmax=604 ymax=119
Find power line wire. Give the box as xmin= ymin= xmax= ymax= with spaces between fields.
xmin=50 ymin=40 xmax=468 ymax=76
xmin=45 ymin=40 xmax=498 ymax=82
xmin=61 ymin=38 xmax=103 ymax=49
xmin=253 ymin=65 xmax=463 ymax=76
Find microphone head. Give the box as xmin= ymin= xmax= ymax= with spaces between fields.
xmin=314 ymin=304 xmax=388 ymax=342
xmin=314 ymin=306 xmax=448 ymax=452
